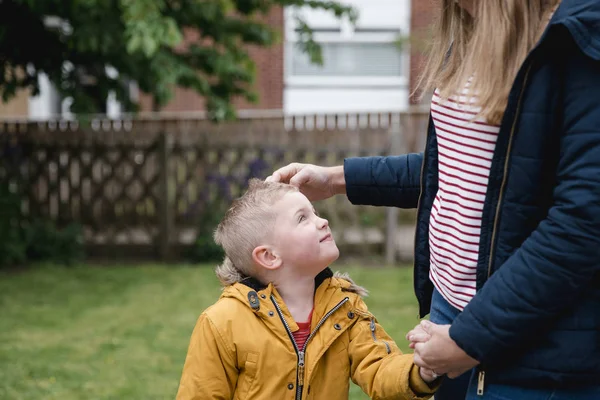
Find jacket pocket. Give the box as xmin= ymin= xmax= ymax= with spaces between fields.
xmin=234 ymin=352 xmax=259 ymax=400
xmin=330 ymin=331 xmax=351 ymax=373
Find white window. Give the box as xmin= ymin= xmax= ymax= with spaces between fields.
xmin=290 ymin=40 xmax=404 ymax=77
xmin=283 ymin=2 xmax=411 ymax=114
xmin=285 ymin=12 xmax=408 ymax=87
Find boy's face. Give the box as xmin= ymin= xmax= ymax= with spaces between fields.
xmin=271 ymin=191 xmax=339 ymax=275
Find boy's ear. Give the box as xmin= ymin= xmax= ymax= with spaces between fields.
xmin=252 ymin=245 xmax=282 ymax=271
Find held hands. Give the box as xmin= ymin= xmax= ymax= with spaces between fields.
xmin=418 ymin=365 xmax=439 ymax=383
xmin=406 ymin=323 xmax=438 ymax=383
xmin=407 ymin=320 xmax=480 ymax=379
xmin=266 ymin=163 xmax=344 ymax=201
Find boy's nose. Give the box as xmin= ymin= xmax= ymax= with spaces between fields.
xmin=317 ymin=216 xmax=329 ymax=229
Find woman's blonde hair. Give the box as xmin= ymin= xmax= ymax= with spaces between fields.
xmin=415 ymin=0 xmax=560 ymax=125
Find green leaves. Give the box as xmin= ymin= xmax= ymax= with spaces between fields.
xmin=121 ymin=0 xmax=183 ymax=57
xmin=293 ymin=17 xmax=323 ymax=65
xmin=0 ymin=0 xmax=356 ymax=120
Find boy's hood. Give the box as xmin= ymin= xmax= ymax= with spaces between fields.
xmin=220 ymin=267 xmax=368 ymax=310
xmin=550 ymin=0 xmax=600 ymax=60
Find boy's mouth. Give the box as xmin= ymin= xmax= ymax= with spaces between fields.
xmin=320 ymin=233 xmax=333 ymax=242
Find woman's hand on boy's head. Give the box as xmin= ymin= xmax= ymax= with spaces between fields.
xmin=266 ymin=162 xmax=302 ymax=184
xmin=266 ymin=163 xmax=341 ymax=201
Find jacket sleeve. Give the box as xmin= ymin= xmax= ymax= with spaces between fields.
xmin=176 ymin=313 xmax=238 ymax=400
xmin=344 ymin=153 xmax=423 ymax=209
xmin=449 ymin=45 xmax=600 ymax=365
xmin=348 ymin=299 xmax=438 ymax=400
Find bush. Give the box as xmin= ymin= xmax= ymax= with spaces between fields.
xmin=0 ymin=186 xmax=27 ymax=267
xmin=24 ymin=220 xmax=84 ymax=265
xmin=186 ymin=205 xmax=225 ymax=263
xmin=0 ymin=184 xmax=84 ymax=268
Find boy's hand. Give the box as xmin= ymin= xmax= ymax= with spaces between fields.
xmin=408 ymin=324 xmax=441 ymax=383
xmin=413 ymin=321 xmax=479 ymax=379
xmin=406 ymin=322 xmax=431 ymax=349
xmin=419 ymin=366 xmax=439 ymax=383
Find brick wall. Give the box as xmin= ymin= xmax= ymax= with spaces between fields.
xmin=0 ymin=88 xmax=29 ymax=118
xmin=409 ymin=0 xmax=436 ymax=105
xmin=139 ymin=7 xmax=284 ymax=114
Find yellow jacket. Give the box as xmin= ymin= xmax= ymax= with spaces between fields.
xmin=176 ymin=269 xmax=438 ymax=400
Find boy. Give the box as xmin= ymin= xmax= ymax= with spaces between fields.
xmin=176 ymin=179 xmax=439 ymax=400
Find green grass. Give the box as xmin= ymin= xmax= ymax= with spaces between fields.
xmin=0 ymin=264 xmax=421 ymax=400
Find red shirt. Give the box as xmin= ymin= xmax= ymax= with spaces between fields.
xmin=292 ymin=309 xmax=313 ymax=350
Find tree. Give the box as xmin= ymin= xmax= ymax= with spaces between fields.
xmin=0 ymin=0 xmax=356 ymax=119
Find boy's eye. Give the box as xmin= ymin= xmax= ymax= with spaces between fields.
xmin=298 ymin=215 xmax=306 ymax=223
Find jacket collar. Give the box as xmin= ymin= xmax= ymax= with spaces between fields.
xmin=240 ymin=267 xmax=334 ymax=292
xmin=548 ymin=0 xmax=600 ymax=60
xmin=222 ymin=267 xmax=340 ymax=332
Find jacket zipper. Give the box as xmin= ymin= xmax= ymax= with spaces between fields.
xmin=414 ymin=117 xmax=431 ymax=319
xmin=477 ymin=370 xmax=486 ymax=395
xmin=369 ymin=318 xmax=391 ymax=354
xmin=271 ymin=295 xmax=350 ymax=400
xmin=478 ymin=63 xmax=534 ymax=397
xmin=486 ymin=64 xmax=534 ymax=280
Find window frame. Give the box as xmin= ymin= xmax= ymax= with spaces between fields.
xmin=285 ymin=29 xmax=408 ymax=88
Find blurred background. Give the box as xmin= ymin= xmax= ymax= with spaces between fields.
xmin=0 ymin=0 xmax=435 ymax=398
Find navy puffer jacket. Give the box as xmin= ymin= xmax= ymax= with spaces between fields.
xmin=344 ymin=0 xmax=600 ymax=388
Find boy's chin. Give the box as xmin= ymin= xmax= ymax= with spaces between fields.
xmin=322 ymin=249 xmax=340 ymax=267
xmin=306 ymin=257 xmax=339 ymax=277
xmin=329 ymin=249 xmax=340 ymax=264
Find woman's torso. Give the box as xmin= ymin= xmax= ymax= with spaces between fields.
xmin=413 ymin=0 xmax=600 ymax=387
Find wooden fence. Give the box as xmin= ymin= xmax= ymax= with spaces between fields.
xmin=0 ymin=111 xmax=429 ymax=262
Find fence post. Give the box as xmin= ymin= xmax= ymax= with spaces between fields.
xmin=385 ymin=113 xmax=403 ymax=265
xmin=158 ymin=132 xmax=172 ymax=261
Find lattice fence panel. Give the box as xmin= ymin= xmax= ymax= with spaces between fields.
xmin=0 ymin=110 xmax=428 ymax=260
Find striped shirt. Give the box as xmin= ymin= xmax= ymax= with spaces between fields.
xmin=428 ymin=87 xmax=500 ymax=310
xmin=292 ymin=308 xmax=313 ymax=350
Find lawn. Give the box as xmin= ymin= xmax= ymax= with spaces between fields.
xmin=0 ymin=264 xmax=421 ymax=400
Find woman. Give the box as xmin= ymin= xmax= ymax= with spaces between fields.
xmin=268 ymin=0 xmax=600 ymax=398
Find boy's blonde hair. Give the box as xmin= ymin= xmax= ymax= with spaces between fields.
xmin=214 ymin=179 xmax=298 ymax=286
xmin=414 ymin=0 xmax=560 ymax=125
